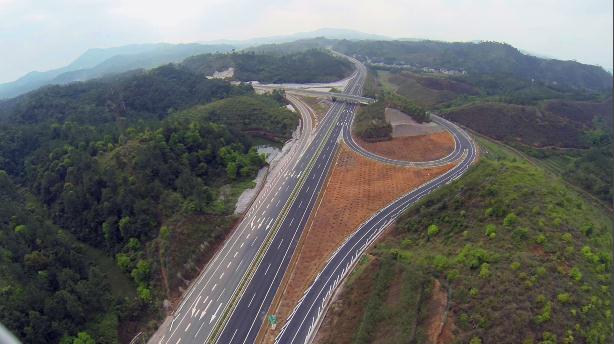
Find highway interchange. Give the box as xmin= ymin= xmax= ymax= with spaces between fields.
xmin=154 ymin=54 xmax=477 ymax=344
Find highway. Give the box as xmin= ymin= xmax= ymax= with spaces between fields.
xmin=154 ymin=53 xmax=476 ymax=344
xmin=155 ymin=58 xmax=365 ymax=344
xmin=211 ymin=63 xmax=367 ymax=344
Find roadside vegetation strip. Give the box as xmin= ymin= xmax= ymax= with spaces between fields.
xmin=206 ymin=104 xmax=345 ymax=343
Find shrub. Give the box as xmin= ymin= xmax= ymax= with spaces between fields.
xmin=447 ymin=269 xmax=459 ymax=281
xmin=536 ymin=266 xmax=546 ymax=276
xmin=479 ymin=263 xmax=491 ymax=278
xmin=557 ymin=293 xmax=572 ymax=304
xmin=503 ymin=213 xmax=519 ymax=227
xmin=469 ymin=287 xmax=479 ymax=297
xmin=512 ymin=227 xmax=529 ymax=241
xmin=535 ymin=301 xmax=552 ymax=324
xmin=510 ymin=261 xmax=521 ymax=270
xmin=73 ymin=332 xmax=95 ymax=344
xmin=540 ymin=331 xmax=557 ymax=344
xmin=14 ymin=224 xmax=27 ymax=234
xmin=137 ymin=285 xmax=152 ymax=302
xmin=115 ymin=253 xmax=132 ymax=272
xmin=427 ymin=224 xmax=440 ymax=237
xmin=401 ymin=238 xmax=413 ymax=248
xmin=580 ymin=223 xmax=593 ymax=236
xmin=569 ymin=266 xmax=582 ymax=281
xmin=535 ymin=234 xmax=546 ymax=245
xmin=484 ymin=224 xmax=496 ymax=237
xmin=160 ymin=226 xmax=171 ymax=240
xmin=131 ymin=260 xmax=151 ymax=285
xmin=469 ymin=337 xmax=482 ymax=344
xmin=433 ymin=255 xmax=449 ymax=272
xmin=456 ymin=245 xmax=494 ymax=269
xmin=561 ymin=232 xmax=572 ymax=243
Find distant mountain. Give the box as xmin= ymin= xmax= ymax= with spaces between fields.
xmin=333 ymin=40 xmax=613 ymax=91
xmin=204 ymin=28 xmax=391 ymax=48
xmin=0 ymin=43 xmax=234 ymax=99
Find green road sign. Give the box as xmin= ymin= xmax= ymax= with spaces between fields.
xmin=268 ymin=314 xmax=277 ymax=325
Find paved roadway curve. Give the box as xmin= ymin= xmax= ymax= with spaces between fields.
xmin=275 ymin=64 xmax=477 ymax=343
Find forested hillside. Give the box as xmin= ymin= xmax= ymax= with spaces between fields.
xmin=0 ymin=62 xmax=299 ymax=342
xmin=333 ymin=40 xmax=612 ymax=91
xmin=183 ymin=49 xmax=353 ymax=83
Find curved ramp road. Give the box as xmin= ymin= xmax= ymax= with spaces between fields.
xmin=344 ymin=113 xmax=466 ymax=167
xmin=276 ymin=112 xmax=477 ymax=344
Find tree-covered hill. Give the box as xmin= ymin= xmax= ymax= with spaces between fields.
xmin=0 ymin=62 xmax=299 ymax=343
xmin=182 ymin=49 xmax=354 ymax=83
xmin=333 ymin=40 xmax=612 ymax=92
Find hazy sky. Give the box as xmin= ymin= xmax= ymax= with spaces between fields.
xmin=0 ymin=0 xmax=612 ymax=83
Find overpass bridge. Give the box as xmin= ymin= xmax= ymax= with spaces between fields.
xmin=253 ymin=84 xmax=376 ymax=105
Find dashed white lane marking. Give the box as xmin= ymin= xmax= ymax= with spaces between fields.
xmin=176 ymin=338 xmax=181 ymax=344
xmin=212 ymin=283 xmax=217 ymax=291
xmin=229 ymin=328 xmax=238 ymax=343
xmin=264 ymin=263 xmax=271 ymax=275
xmin=184 ymin=323 xmax=191 ymax=332
xmin=227 ymin=261 xmax=232 ymax=268
xmin=216 ymin=288 xmax=225 ymax=302
xmin=278 ymin=238 xmax=284 ymax=249
xmin=233 ymin=251 xmax=238 ymax=258
xmin=235 ymin=259 xmax=244 ymax=272
xmin=276 ymin=199 xmax=281 ymax=207
xmin=219 ymin=272 xmax=224 ymax=279
xmin=247 ymin=292 xmax=256 ymax=308
xmin=240 ymin=242 xmax=244 ymax=248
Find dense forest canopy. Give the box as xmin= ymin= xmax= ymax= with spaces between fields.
xmin=0 ymin=59 xmax=299 ymax=343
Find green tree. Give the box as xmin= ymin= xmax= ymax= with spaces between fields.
xmin=131 ymin=260 xmax=151 ymax=285
xmin=73 ymin=331 xmax=95 ymax=344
